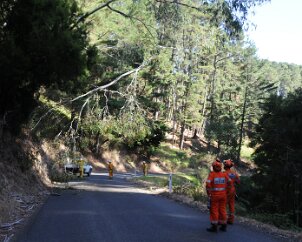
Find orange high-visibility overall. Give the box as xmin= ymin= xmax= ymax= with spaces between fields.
xmin=108 ymin=163 xmax=114 ymax=179
xmin=206 ymin=171 xmax=231 ymax=225
xmin=225 ymin=168 xmax=240 ymax=224
xmin=142 ymin=163 xmax=147 ymax=176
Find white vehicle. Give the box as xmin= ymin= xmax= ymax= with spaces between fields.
xmin=64 ymin=162 xmax=93 ymax=176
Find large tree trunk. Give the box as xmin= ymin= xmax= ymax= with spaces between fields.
xmin=237 ymin=85 xmax=248 ymax=162
xmin=192 ymin=128 xmax=198 ymax=139
xmin=179 ymin=120 xmax=185 ymax=149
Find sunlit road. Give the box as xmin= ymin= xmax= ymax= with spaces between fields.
xmin=16 ymin=173 xmax=284 ymax=242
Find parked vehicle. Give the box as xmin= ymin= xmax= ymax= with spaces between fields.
xmin=64 ymin=162 xmax=93 ymax=176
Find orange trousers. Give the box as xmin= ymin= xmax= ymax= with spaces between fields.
xmin=210 ymin=194 xmax=227 ymax=225
xmin=109 ymin=169 xmax=113 ymax=179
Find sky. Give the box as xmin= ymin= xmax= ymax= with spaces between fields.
xmin=246 ymin=0 xmax=302 ymax=65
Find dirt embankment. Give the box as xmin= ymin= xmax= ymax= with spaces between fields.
xmin=0 ymin=132 xmax=52 ymax=242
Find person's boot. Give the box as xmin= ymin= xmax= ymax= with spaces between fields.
xmin=206 ymin=224 xmax=217 ymax=232
xmin=220 ymin=224 xmax=227 ymax=232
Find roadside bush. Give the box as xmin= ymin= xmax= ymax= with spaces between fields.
xmin=173 ymin=182 xmax=195 ymax=195
xmin=49 ymin=166 xmax=74 ymax=183
xmin=136 ymin=176 xmax=168 ymax=187
xmin=191 ymin=187 xmax=206 ymax=202
xmin=236 ymin=176 xmax=255 ymax=206
xmin=249 ymin=213 xmax=299 ymax=230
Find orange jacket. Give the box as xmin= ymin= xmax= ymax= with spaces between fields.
xmin=108 ymin=163 xmax=114 ymax=171
xmin=225 ymin=168 xmax=240 ymax=193
xmin=206 ymin=171 xmax=231 ymax=197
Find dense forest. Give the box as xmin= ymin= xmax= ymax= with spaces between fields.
xmin=1 ymin=0 xmax=302 ymax=228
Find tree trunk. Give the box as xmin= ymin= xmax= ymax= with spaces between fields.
xmin=95 ymin=131 xmax=100 ymax=154
xmin=179 ymin=120 xmax=185 ymax=149
xmin=237 ymin=85 xmax=248 ymax=162
xmin=192 ymin=128 xmax=198 ymax=139
xmin=210 ymin=55 xmax=217 ymax=121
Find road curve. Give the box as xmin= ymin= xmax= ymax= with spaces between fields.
xmin=15 ymin=173 xmax=284 ymax=242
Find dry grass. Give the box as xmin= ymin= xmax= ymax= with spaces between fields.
xmin=0 ymin=133 xmax=50 ymax=241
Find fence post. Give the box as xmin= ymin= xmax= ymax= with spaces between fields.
xmin=169 ymin=173 xmax=172 ymax=193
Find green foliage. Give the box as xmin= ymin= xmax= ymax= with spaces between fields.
xmin=29 ymin=94 xmax=71 ymax=138
xmin=78 ymin=113 xmax=167 ymax=155
xmin=172 ymin=172 xmax=206 ymax=201
xmin=0 ymin=0 xmax=90 ymax=132
xmin=137 ymin=171 xmax=206 ymax=201
xmin=136 ymin=172 xmax=200 ymax=188
xmin=152 ymin=144 xmax=190 ymax=170
xmin=205 ymin=116 xmax=239 ymax=159
xmin=251 ymin=89 xmax=302 ymax=226
xmin=136 ymin=176 xmax=168 ymax=187
xmin=249 ymin=213 xmax=300 ymax=231
xmin=49 ymin=169 xmax=75 ymax=183
xmin=240 ymin=141 xmax=254 ymax=160
xmin=237 ymin=176 xmax=301 ymax=230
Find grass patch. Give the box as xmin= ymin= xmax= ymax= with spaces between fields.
xmin=134 ymin=172 xmax=200 ymax=188
xmin=153 ymin=143 xmax=190 ymax=170
xmin=39 ymin=95 xmax=71 ymax=119
xmin=247 ymin=213 xmax=302 ymax=231
xmin=152 ymin=143 xmax=215 ymax=172
xmin=135 ymin=175 xmax=169 ymax=187
xmin=240 ymin=144 xmax=254 ymax=160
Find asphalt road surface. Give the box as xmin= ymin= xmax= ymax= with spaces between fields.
xmin=16 ymin=173 xmax=284 ymax=242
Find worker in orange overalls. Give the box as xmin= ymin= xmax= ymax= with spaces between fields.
xmin=223 ymin=159 xmax=240 ymax=224
xmin=142 ymin=161 xmax=148 ymax=176
xmin=108 ymin=161 xmax=114 ymax=179
xmin=206 ymin=159 xmax=231 ymax=232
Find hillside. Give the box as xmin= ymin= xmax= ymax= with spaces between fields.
xmin=1 ymin=129 xmax=302 ymax=241
xmin=0 ymin=133 xmax=48 ymax=241
xmin=0 ymin=129 xmax=205 ymax=235
xmin=0 ymin=128 xmax=246 ymax=240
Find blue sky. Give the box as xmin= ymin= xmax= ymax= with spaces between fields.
xmin=246 ymin=0 xmax=302 ymax=65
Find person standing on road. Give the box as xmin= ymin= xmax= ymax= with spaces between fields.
xmin=142 ymin=161 xmax=148 ymax=176
xmin=108 ymin=160 xmax=114 ymax=179
xmin=223 ymin=159 xmax=240 ymax=224
xmin=206 ymin=159 xmax=231 ymax=232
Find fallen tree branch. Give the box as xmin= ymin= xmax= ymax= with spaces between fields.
xmin=71 ymin=61 xmax=148 ymax=102
xmin=1 ymin=219 xmax=23 ymax=229
xmin=4 ymin=234 xmax=14 ymax=242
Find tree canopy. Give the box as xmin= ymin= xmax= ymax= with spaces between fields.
xmin=0 ymin=0 xmax=90 ymax=131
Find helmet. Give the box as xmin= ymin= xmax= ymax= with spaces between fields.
xmin=212 ymin=161 xmax=222 ymax=172
xmin=224 ymin=159 xmax=234 ymax=168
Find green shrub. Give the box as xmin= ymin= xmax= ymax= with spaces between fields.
xmin=49 ymin=168 xmax=74 ymax=183
xmin=249 ymin=213 xmax=300 ymax=230
xmin=136 ymin=176 xmax=168 ymax=187
xmin=190 ymin=187 xmax=206 ymax=201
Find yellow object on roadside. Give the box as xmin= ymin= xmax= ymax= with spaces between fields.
xmin=78 ymin=159 xmax=84 ymax=178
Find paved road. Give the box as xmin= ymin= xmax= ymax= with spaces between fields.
xmin=16 ymin=173 xmax=284 ymax=242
